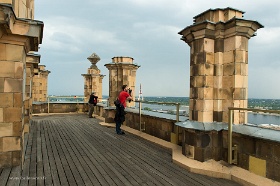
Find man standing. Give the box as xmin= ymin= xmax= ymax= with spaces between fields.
xmin=88 ymin=92 xmax=98 ymax=118
xmin=114 ymin=85 xmax=132 ymax=135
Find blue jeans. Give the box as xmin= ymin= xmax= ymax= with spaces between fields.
xmin=116 ymin=121 xmax=122 ymax=134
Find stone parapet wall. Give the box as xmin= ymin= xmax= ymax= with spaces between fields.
xmin=125 ymin=112 xmax=175 ymax=142
xmin=32 ymin=103 xmax=86 ymax=114
xmin=179 ymin=122 xmax=280 ymax=182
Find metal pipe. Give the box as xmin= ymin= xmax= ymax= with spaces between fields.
xmin=139 ymin=101 xmax=142 ymax=131
xmin=176 ymin=103 xmax=179 ymax=122
xmin=228 ymin=109 xmax=233 ymax=164
xmin=47 ymin=97 xmax=50 ymax=114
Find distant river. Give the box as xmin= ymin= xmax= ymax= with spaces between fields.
xmin=48 ymin=100 xmax=280 ymax=126
xmin=139 ymin=103 xmax=280 ymax=126
xmin=248 ymin=112 xmax=280 ymax=125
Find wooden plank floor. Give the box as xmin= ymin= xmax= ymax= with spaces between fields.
xmin=0 ymin=114 xmax=241 ymax=186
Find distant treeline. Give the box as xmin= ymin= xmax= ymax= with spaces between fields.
xmin=141 ymin=97 xmax=280 ymax=110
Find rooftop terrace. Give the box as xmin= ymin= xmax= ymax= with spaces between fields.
xmin=0 ymin=114 xmax=241 ymax=186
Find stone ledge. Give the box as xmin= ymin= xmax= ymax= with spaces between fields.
xmin=176 ymin=120 xmax=280 ymax=143
xmin=100 ymin=121 xmax=280 ymax=186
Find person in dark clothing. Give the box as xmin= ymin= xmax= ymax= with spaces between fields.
xmin=114 ymin=99 xmax=126 ymax=134
xmin=88 ymin=92 xmax=98 ymax=118
xmin=114 ymin=85 xmax=132 ymax=135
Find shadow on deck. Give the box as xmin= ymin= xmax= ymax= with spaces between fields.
xmin=0 ymin=114 xmax=240 ymax=186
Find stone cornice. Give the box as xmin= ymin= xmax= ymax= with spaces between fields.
xmin=179 ymin=17 xmax=263 ymax=43
xmin=104 ymin=63 xmax=141 ymax=69
xmin=81 ymin=74 xmax=105 ymax=78
xmin=26 ymin=53 xmax=41 ymax=75
xmin=178 ymin=21 xmax=216 ymax=44
xmin=0 ymin=3 xmax=44 ymax=51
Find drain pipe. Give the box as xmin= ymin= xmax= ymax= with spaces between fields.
xmin=228 ymin=108 xmax=233 ymax=164
xmin=48 ymin=97 xmax=50 ymax=114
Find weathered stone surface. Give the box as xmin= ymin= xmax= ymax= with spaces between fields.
xmin=0 ymin=61 xmax=15 ymax=78
xmin=238 ymin=153 xmax=249 ymax=170
xmin=234 ymin=75 xmax=248 ymax=88
xmin=204 ymin=38 xmax=214 ymax=52
xmin=224 ymin=37 xmax=236 ymax=52
xmin=223 ymin=63 xmax=234 ymax=76
xmin=4 ymin=78 xmax=23 ymax=93
xmin=223 ymin=50 xmax=234 ymax=64
xmin=0 ymin=123 xmax=13 ymax=137
xmin=13 ymin=121 xmax=22 ymax=136
xmin=196 ymin=99 xmax=213 ymax=112
xmin=256 ymin=140 xmax=273 ymax=159
xmin=0 ymin=93 xmax=13 ymax=107
xmin=0 ymin=78 xmax=4 ymax=92
xmin=12 ymin=150 xmax=21 ymax=166
xmin=5 ymin=44 xmax=24 ymax=62
xmin=233 ymin=88 xmax=247 ymax=100
xmin=222 ymin=76 xmax=233 ymax=90
xmin=1 ymin=137 xmax=21 ymax=152
xmin=267 ymin=161 xmax=280 ymax=182
xmin=15 ymin=62 xmax=23 ymax=79
xmin=214 ymin=39 xmax=224 ymax=52
xmin=213 ymin=64 xmax=223 ymax=78
xmin=213 ymin=99 xmax=223 ymax=111
xmin=205 ymin=52 xmax=214 ymax=65
xmin=0 ymin=151 xmax=12 ymax=167
xmin=3 ymin=107 xmax=22 ymax=122
xmin=213 ymin=111 xmax=223 ymax=122
xmin=197 ymin=111 xmax=213 ymax=122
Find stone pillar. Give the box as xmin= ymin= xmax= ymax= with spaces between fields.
xmin=179 ymin=7 xmax=263 ymax=124
xmin=25 ymin=53 xmax=40 ymax=133
xmin=32 ymin=65 xmax=51 ymax=102
xmin=105 ymin=57 xmax=140 ymax=107
xmin=82 ymin=53 xmax=105 ymax=103
xmin=0 ymin=3 xmax=43 ymax=168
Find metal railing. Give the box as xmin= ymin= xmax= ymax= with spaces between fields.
xmin=228 ymin=107 xmax=280 ymax=164
xmin=134 ymin=100 xmax=180 ymax=131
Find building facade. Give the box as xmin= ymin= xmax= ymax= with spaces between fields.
xmin=0 ymin=1 xmax=43 ymax=167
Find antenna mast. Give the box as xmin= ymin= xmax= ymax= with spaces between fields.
xmin=138 ymin=83 xmax=144 ymax=101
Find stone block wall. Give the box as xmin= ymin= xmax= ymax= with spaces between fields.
xmin=222 ymin=131 xmax=280 ymax=182
xmin=179 ymin=8 xmax=263 ymax=124
xmin=0 ymin=42 xmax=25 ymax=167
xmin=181 ymin=126 xmax=280 ymax=182
xmin=124 ymin=112 xmax=175 ymax=142
xmin=32 ymin=103 xmax=81 ymax=114
xmin=182 ymin=129 xmax=223 ymax=162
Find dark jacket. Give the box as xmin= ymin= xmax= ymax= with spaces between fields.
xmin=88 ymin=95 xmax=98 ymax=106
xmin=114 ymin=99 xmax=126 ymax=123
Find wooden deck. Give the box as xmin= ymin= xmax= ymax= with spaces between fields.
xmin=0 ymin=114 xmax=240 ymax=186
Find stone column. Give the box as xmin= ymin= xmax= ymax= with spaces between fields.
xmin=179 ymin=7 xmax=263 ymax=124
xmin=82 ymin=53 xmax=105 ymax=102
xmin=32 ymin=65 xmax=51 ymax=102
xmin=25 ymin=53 xmax=40 ymax=133
xmin=105 ymin=57 xmax=140 ymax=107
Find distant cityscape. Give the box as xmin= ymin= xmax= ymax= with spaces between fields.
xmin=48 ymin=95 xmax=280 ymax=110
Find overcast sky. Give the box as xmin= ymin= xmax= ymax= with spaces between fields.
xmin=34 ymin=0 xmax=280 ymax=99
